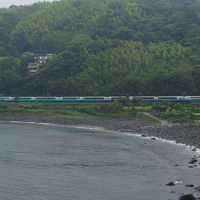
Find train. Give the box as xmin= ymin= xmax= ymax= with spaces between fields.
xmin=0 ymin=96 xmax=200 ymax=102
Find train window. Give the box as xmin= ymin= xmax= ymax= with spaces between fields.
xmin=63 ymin=97 xmax=77 ymax=99
xmin=104 ymin=97 xmax=112 ymax=100
xmin=77 ymin=97 xmax=84 ymax=100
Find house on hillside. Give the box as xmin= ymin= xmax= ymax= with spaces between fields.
xmin=27 ymin=54 xmax=54 ymax=74
xmin=28 ymin=62 xmax=40 ymax=73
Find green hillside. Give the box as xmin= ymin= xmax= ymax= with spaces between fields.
xmin=0 ymin=0 xmax=200 ymax=95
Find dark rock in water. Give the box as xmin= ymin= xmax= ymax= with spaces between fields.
xmin=174 ymin=164 xmax=179 ymax=167
xmin=141 ymin=134 xmax=147 ymax=137
xmin=189 ymin=159 xmax=197 ymax=164
xmin=193 ymin=156 xmax=197 ymax=158
xmin=195 ymin=186 xmax=200 ymax=192
xmin=192 ymin=148 xmax=196 ymax=151
xmin=166 ymin=181 xmax=175 ymax=186
xmin=186 ymin=184 xmax=194 ymax=187
xmin=178 ymin=194 xmax=196 ymax=200
xmin=188 ymin=166 xmax=193 ymax=168
xmin=171 ymin=191 xmax=175 ymax=193
xmin=151 ymin=137 xmax=157 ymax=140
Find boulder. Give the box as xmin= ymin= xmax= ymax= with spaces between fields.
xmin=186 ymin=184 xmax=194 ymax=187
xmin=178 ymin=194 xmax=196 ymax=200
xmin=195 ymin=186 xmax=200 ymax=192
xmin=141 ymin=134 xmax=147 ymax=137
xmin=166 ymin=181 xmax=175 ymax=186
xmin=188 ymin=159 xmax=197 ymax=164
xmin=192 ymin=148 xmax=196 ymax=151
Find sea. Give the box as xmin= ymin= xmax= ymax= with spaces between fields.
xmin=0 ymin=122 xmax=199 ymax=200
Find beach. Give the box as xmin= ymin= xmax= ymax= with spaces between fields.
xmin=0 ymin=114 xmax=200 ymax=149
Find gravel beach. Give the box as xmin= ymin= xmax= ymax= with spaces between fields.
xmin=0 ymin=114 xmax=200 ymax=149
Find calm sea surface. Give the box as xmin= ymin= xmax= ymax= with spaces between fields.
xmin=0 ymin=122 xmax=199 ymax=200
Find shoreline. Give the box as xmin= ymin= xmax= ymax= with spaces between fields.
xmin=5 ymin=120 xmax=200 ymax=155
xmin=0 ymin=114 xmax=200 ymax=150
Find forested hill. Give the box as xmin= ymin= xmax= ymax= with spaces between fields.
xmin=0 ymin=0 xmax=200 ymax=96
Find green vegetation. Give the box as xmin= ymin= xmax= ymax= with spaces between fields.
xmin=1 ymin=99 xmax=200 ymax=123
xmin=0 ymin=102 xmax=91 ymax=118
xmin=0 ymin=101 xmax=122 ymax=118
xmin=0 ymin=0 xmax=200 ymax=96
xmin=151 ymin=102 xmax=200 ymax=122
xmin=0 ymin=98 xmax=137 ymax=118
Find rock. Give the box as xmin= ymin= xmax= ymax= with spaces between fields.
xmin=192 ymin=148 xmax=196 ymax=151
xmin=189 ymin=159 xmax=197 ymax=164
xmin=195 ymin=186 xmax=200 ymax=192
xmin=186 ymin=184 xmax=194 ymax=187
xmin=166 ymin=181 xmax=175 ymax=186
xmin=141 ymin=134 xmax=147 ymax=137
xmin=193 ymin=156 xmax=197 ymax=158
xmin=178 ymin=194 xmax=196 ymax=200
xmin=151 ymin=137 xmax=157 ymax=140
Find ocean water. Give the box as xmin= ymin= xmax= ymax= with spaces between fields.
xmin=0 ymin=122 xmax=199 ymax=200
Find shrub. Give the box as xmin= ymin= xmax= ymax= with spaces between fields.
xmin=0 ymin=103 xmax=8 ymax=109
xmin=152 ymin=103 xmax=168 ymax=112
xmin=116 ymin=97 xmax=131 ymax=106
xmin=94 ymin=102 xmax=123 ymax=114
xmin=160 ymin=110 xmax=193 ymax=122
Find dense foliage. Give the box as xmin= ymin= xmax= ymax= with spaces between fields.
xmin=1 ymin=100 xmax=200 ymax=123
xmin=0 ymin=0 xmax=200 ymax=96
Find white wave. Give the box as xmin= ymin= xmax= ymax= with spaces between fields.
xmin=124 ymin=132 xmax=200 ymax=155
xmin=1 ymin=120 xmax=200 ymax=155
xmin=0 ymin=120 xmax=106 ymax=131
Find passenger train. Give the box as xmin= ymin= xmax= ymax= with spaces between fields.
xmin=0 ymin=96 xmax=200 ymax=102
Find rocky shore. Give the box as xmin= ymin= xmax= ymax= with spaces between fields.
xmin=0 ymin=114 xmax=200 ymax=149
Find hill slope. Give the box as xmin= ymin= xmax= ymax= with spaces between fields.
xmin=0 ymin=0 xmax=200 ymax=95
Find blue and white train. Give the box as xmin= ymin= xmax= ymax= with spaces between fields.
xmin=0 ymin=96 xmax=200 ymax=102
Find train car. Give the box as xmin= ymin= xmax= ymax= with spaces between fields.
xmin=0 ymin=97 xmax=7 ymax=102
xmin=3 ymin=97 xmax=14 ymax=102
xmin=190 ymin=96 xmax=200 ymax=102
xmin=157 ymin=96 xmax=177 ymax=101
xmin=139 ymin=96 xmax=192 ymax=102
xmin=138 ymin=96 xmax=155 ymax=101
xmin=84 ymin=96 xmax=112 ymax=102
xmin=18 ymin=97 xmax=35 ymax=102
xmin=173 ymin=96 xmax=191 ymax=101
xmin=36 ymin=97 xmax=58 ymax=101
xmin=155 ymin=96 xmax=182 ymax=101
xmin=62 ymin=97 xmax=78 ymax=101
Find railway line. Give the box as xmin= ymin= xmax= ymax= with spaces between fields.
xmin=0 ymin=96 xmax=200 ymax=102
